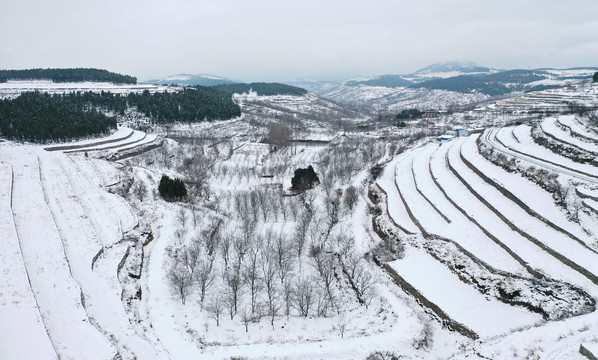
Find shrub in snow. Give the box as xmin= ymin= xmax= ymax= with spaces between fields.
xmin=158 ymin=175 xmax=187 ymax=201
xmin=369 ymin=164 xmax=384 ymax=180
xmin=291 ymin=165 xmax=320 ymax=191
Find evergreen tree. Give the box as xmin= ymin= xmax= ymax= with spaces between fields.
xmin=158 ymin=175 xmax=187 ymax=201
xmin=291 ymin=165 xmax=320 ymax=191
xmin=0 ymin=68 xmax=136 ymax=84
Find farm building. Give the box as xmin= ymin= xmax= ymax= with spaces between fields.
xmin=457 ymin=128 xmax=471 ymax=137
xmin=437 ymin=135 xmax=454 ymax=143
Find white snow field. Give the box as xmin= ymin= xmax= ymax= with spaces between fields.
xmin=461 ymin=135 xmax=593 ymax=243
xmin=541 ymin=117 xmax=598 ymax=154
xmin=0 ymin=142 xmax=164 ymax=359
xmin=1 ymin=145 xmax=117 ymax=359
xmin=0 ymin=80 xmax=174 ymax=100
xmin=388 ymin=248 xmax=542 ymax=337
xmin=558 ymin=115 xmax=598 ymax=142
xmin=0 ymin=162 xmax=57 ymax=359
xmin=485 ymin=126 xmax=598 ymax=183
xmin=3 ymin=81 xmax=598 ymax=360
xmin=44 ymin=126 xmax=134 ymax=151
xmin=429 ymin=140 xmax=596 ymax=291
xmin=376 ymin=149 xmax=419 ymax=234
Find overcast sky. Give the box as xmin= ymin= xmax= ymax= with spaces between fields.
xmin=1 ymin=0 xmax=597 ymax=82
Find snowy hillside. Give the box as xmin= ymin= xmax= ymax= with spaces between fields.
xmin=3 ymin=79 xmax=598 ymax=359
xmin=0 ymin=80 xmax=177 ymax=100
xmin=291 ymin=64 xmax=597 ymax=115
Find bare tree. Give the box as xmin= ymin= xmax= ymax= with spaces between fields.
xmin=343 ymin=185 xmax=359 ymax=213
xmin=346 ymin=254 xmax=377 ymax=307
xmin=243 ymin=243 xmax=262 ymax=314
xmin=279 ymin=196 xmax=289 ymax=221
xmin=571 ymin=199 xmax=583 ymax=223
xmin=206 ymin=295 xmax=224 ymax=326
xmin=190 ymin=204 xmax=198 ymax=228
xmin=324 ymin=193 xmax=341 ymax=236
xmin=220 ymin=234 xmax=232 ymax=270
xmin=267 ymin=121 xmax=292 ymax=150
xmin=261 ymin=251 xmax=279 ymax=328
xmin=283 ymin=279 xmax=293 ymax=318
xmin=132 ymin=181 xmax=147 ymax=202
xmin=273 ymin=232 xmax=294 ymax=285
xmin=293 ymin=277 xmax=316 ymax=317
xmin=166 ymin=261 xmax=193 ymax=305
xmin=311 ymin=251 xmax=337 ymax=313
xmin=202 ymin=217 xmax=222 ymax=257
xmin=240 ymin=308 xmax=253 ymax=333
xmin=181 ymin=153 xmax=214 ymax=200
xmin=195 ymin=257 xmax=215 ymax=309
xmin=315 ymin=287 xmax=330 ymax=317
xmin=233 ymin=233 xmax=250 ymax=267
xmin=233 ymin=191 xmax=248 ymax=219
xmin=335 ymin=312 xmax=352 ymax=338
xmin=180 ymin=245 xmax=199 ymax=278
xmin=559 ymin=182 xmax=571 ymax=204
xmin=224 ymin=264 xmax=243 ymax=319
xmin=177 ymin=207 xmax=188 ymax=228
xmin=248 ymin=190 xmax=260 ymax=223
xmin=257 ymin=189 xmax=272 ymax=222
xmin=174 ymin=227 xmax=186 ymax=244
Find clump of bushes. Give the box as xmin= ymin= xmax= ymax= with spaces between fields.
xmin=158 ymin=175 xmax=187 ymax=201
xmin=291 ymin=165 xmax=320 ymax=191
xmin=396 ymin=108 xmax=422 ymax=119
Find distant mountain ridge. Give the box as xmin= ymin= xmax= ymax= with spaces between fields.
xmin=344 ymin=75 xmax=413 ymax=88
xmin=291 ymin=63 xmax=598 ymax=97
xmin=414 ymin=61 xmax=493 ymax=74
xmin=144 ymin=74 xmax=235 ymax=86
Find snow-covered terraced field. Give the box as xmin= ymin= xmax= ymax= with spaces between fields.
xmin=0 ymin=162 xmax=57 ymax=359
xmin=375 ymin=115 xmax=598 ymax=352
xmin=487 ymin=126 xmax=598 ymax=183
xmin=461 ymin=135 xmax=594 ymax=247
xmin=45 ymin=127 xmax=134 ymax=151
xmin=431 ymin=140 xmax=597 ymax=292
xmin=1 ymin=146 xmax=116 ymax=359
xmin=44 ymin=127 xmax=162 ymax=161
xmin=397 ymin=144 xmax=527 ymax=275
xmin=389 ymin=249 xmax=542 ymax=337
xmin=558 ymin=115 xmax=598 ymax=143
xmin=541 ymin=118 xmax=598 ymax=154
xmin=0 ymin=142 xmax=160 ymax=359
xmin=65 ymin=130 xmax=147 ymax=152
xmin=447 ymin=139 xmax=598 ymax=289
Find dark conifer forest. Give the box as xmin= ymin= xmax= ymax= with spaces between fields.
xmin=0 ymin=68 xmax=137 ymax=84
xmin=0 ymin=92 xmax=117 ymax=143
xmin=0 ymin=86 xmax=241 ymax=143
xmin=214 ymin=82 xmax=308 ymax=96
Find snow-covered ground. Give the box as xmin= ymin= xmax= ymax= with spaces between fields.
xmin=0 ymin=80 xmax=176 ymax=99
xmin=389 ymin=248 xmax=542 ymax=338
xmin=3 ymin=78 xmax=598 ymax=359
